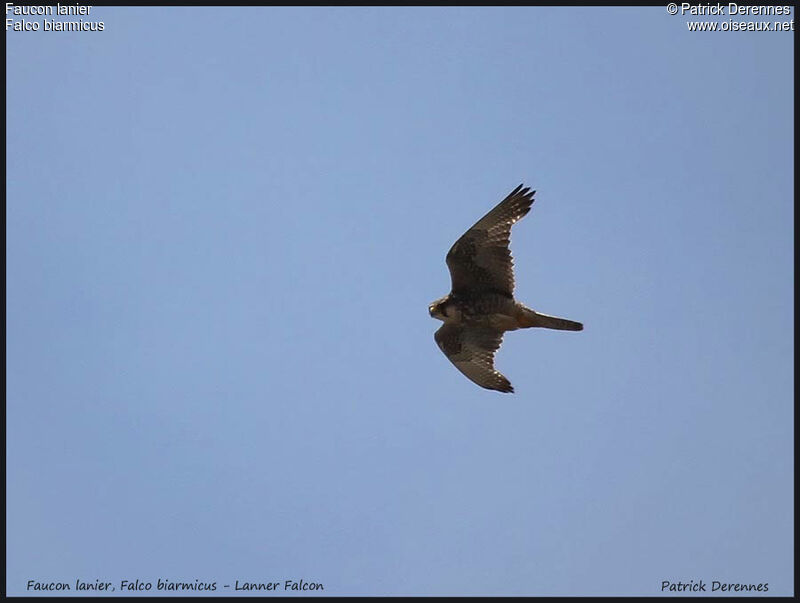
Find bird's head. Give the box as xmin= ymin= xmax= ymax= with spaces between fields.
xmin=428 ymin=296 xmax=451 ymax=321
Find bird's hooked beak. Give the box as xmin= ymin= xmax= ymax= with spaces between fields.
xmin=429 ymin=299 xmax=446 ymax=321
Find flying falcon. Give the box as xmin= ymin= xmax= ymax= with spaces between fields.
xmin=429 ymin=184 xmax=583 ymax=393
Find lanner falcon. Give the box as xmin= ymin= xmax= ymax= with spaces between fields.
xmin=430 ymin=184 xmax=583 ymax=393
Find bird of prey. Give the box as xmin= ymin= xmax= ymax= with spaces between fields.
xmin=429 ymin=184 xmax=583 ymax=393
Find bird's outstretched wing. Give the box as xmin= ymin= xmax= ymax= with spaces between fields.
xmin=434 ymin=323 xmax=513 ymax=393
xmin=445 ymin=184 xmax=535 ymax=298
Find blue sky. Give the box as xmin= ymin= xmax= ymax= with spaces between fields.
xmin=6 ymin=7 xmax=793 ymax=597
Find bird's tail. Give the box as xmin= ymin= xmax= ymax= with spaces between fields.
xmin=517 ymin=306 xmax=583 ymax=331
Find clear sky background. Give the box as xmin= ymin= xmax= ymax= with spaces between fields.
xmin=6 ymin=6 xmax=793 ymax=597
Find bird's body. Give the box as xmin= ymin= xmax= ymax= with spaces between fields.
xmin=430 ymin=184 xmax=583 ymax=393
